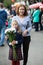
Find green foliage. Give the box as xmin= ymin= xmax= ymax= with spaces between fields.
xmin=6 ymin=31 xmax=16 ymax=42
xmin=3 ymin=0 xmax=12 ymax=9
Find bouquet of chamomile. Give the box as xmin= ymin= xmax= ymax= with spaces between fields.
xmin=5 ymin=28 xmax=18 ymax=60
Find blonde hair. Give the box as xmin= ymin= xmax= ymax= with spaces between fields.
xmin=11 ymin=20 xmax=22 ymax=34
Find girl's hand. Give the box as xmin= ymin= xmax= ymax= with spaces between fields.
xmin=22 ymin=30 xmax=28 ymax=36
xmin=11 ymin=40 xmax=16 ymax=46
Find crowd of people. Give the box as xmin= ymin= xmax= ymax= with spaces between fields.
xmin=0 ymin=2 xmax=43 ymax=65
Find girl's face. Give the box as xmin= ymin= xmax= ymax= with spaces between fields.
xmin=11 ymin=22 xmax=18 ymax=29
xmin=19 ymin=6 xmax=25 ymax=16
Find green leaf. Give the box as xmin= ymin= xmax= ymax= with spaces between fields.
xmin=3 ymin=0 xmax=12 ymax=9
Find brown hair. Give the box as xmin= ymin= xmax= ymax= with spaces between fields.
xmin=17 ymin=4 xmax=28 ymax=16
xmin=0 ymin=3 xmax=4 ymax=8
xmin=36 ymin=7 xmax=39 ymax=10
xmin=41 ymin=0 xmax=43 ymax=4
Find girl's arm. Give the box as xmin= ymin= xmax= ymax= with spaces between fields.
xmin=12 ymin=34 xmax=23 ymax=45
xmin=16 ymin=34 xmax=23 ymax=44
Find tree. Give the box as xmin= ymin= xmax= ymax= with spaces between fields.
xmin=3 ymin=0 xmax=12 ymax=9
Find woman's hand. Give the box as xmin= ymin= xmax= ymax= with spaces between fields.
xmin=22 ymin=30 xmax=28 ymax=36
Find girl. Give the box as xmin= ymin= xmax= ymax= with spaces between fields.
xmin=5 ymin=20 xmax=23 ymax=65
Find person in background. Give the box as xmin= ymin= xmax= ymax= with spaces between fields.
xmin=0 ymin=3 xmax=7 ymax=46
xmin=10 ymin=4 xmax=16 ymax=16
xmin=7 ymin=4 xmax=16 ymax=28
xmin=12 ymin=4 xmax=32 ymax=65
xmin=32 ymin=7 xmax=40 ymax=31
xmin=27 ymin=8 xmax=31 ymax=18
xmin=39 ymin=7 xmax=43 ymax=31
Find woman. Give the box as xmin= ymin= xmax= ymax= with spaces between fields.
xmin=12 ymin=4 xmax=32 ymax=65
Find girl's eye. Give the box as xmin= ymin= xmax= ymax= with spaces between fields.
xmin=19 ymin=9 xmax=25 ymax=10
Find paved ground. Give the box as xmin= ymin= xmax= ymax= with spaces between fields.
xmin=0 ymin=29 xmax=43 ymax=65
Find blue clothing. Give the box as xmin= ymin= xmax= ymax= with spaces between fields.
xmin=0 ymin=27 xmax=5 ymax=45
xmin=8 ymin=19 xmax=12 ymax=28
xmin=32 ymin=9 xmax=40 ymax=22
xmin=0 ymin=9 xmax=7 ymax=45
xmin=0 ymin=10 xmax=7 ymax=28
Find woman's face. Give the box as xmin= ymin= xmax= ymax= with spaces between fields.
xmin=19 ymin=6 xmax=25 ymax=16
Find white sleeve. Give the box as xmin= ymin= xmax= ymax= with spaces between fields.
xmin=16 ymin=41 xmax=18 ymax=44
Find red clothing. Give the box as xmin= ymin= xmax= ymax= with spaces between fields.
xmin=12 ymin=60 xmax=20 ymax=65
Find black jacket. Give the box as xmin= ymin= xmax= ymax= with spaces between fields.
xmin=7 ymin=32 xmax=23 ymax=48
